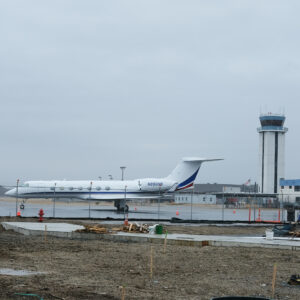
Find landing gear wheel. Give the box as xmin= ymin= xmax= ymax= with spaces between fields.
xmin=20 ymin=204 xmax=25 ymax=210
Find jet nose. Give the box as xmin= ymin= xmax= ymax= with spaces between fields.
xmin=5 ymin=188 xmax=16 ymax=197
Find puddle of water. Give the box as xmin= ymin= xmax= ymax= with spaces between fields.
xmin=0 ymin=268 xmax=45 ymax=276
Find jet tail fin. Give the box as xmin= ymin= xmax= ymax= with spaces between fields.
xmin=167 ymin=157 xmax=223 ymax=191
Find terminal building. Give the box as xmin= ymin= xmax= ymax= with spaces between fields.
xmin=280 ymin=179 xmax=300 ymax=204
xmin=174 ymin=193 xmax=216 ymax=204
xmin=174 ymin=183 xmax=254 ymax=205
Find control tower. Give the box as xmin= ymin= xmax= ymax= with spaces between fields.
xmin=258 ymin=113 xmax=288 ymax=194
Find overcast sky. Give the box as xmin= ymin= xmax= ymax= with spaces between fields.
xmin=1 ymin=1 xmax=300 ymax=186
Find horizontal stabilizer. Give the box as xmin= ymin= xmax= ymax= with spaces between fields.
xmin=182 ymin=157 xmax=224 ymax=162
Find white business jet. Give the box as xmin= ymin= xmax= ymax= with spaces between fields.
xmin=5 ymin=157 xmax=222 ymax=211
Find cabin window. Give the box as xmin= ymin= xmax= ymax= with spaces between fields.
xmin=69 ymin=187 xmax=74 ymax=191
xmin=96 ymin=186 xmax=101 ymax=191
xmin=87 ymin=187 xmax=92 ymax=191
xmin=59 ymin=187 xmax=64 ymax=190
xmin=105 ymin=186 xmax=110 ymax=190
xmin=78 ymin=187 xmax=83 ymax=191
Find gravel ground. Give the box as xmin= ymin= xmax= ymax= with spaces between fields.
xmin=164 ymin=224 xmax=274 ymax=236
xmin=0 ymin=220 xmax=299 ymax=299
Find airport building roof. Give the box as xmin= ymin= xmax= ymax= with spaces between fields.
xmin=280 ymin=179 xmax=300 ymax=187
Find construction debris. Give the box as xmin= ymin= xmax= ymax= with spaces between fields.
xmin=289 ymin=231 xmax=300 ymax=237
xmin=75 ymin=223 xmax=150 ymax=234
xmin=272 ymin=224 xmax=293 ymax=236
xmin=272 ymin=223 xmax=300 ymax=237
xmin=288 ymin=274 xmax=300 ymax=285
xmin=76 ymin=224 xmax=108 ymax=234
xmin=122 ymin=222 xmax=149 ymax=233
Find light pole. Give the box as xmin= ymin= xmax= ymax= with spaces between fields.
xmin=15 ymin=179 xmax=19 ymax=216
xmin=120 ymin=166 xmax=126 ymax=181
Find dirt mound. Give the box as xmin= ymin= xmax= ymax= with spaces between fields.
xmin=0 ymin=222 xmax=299 ymax=299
